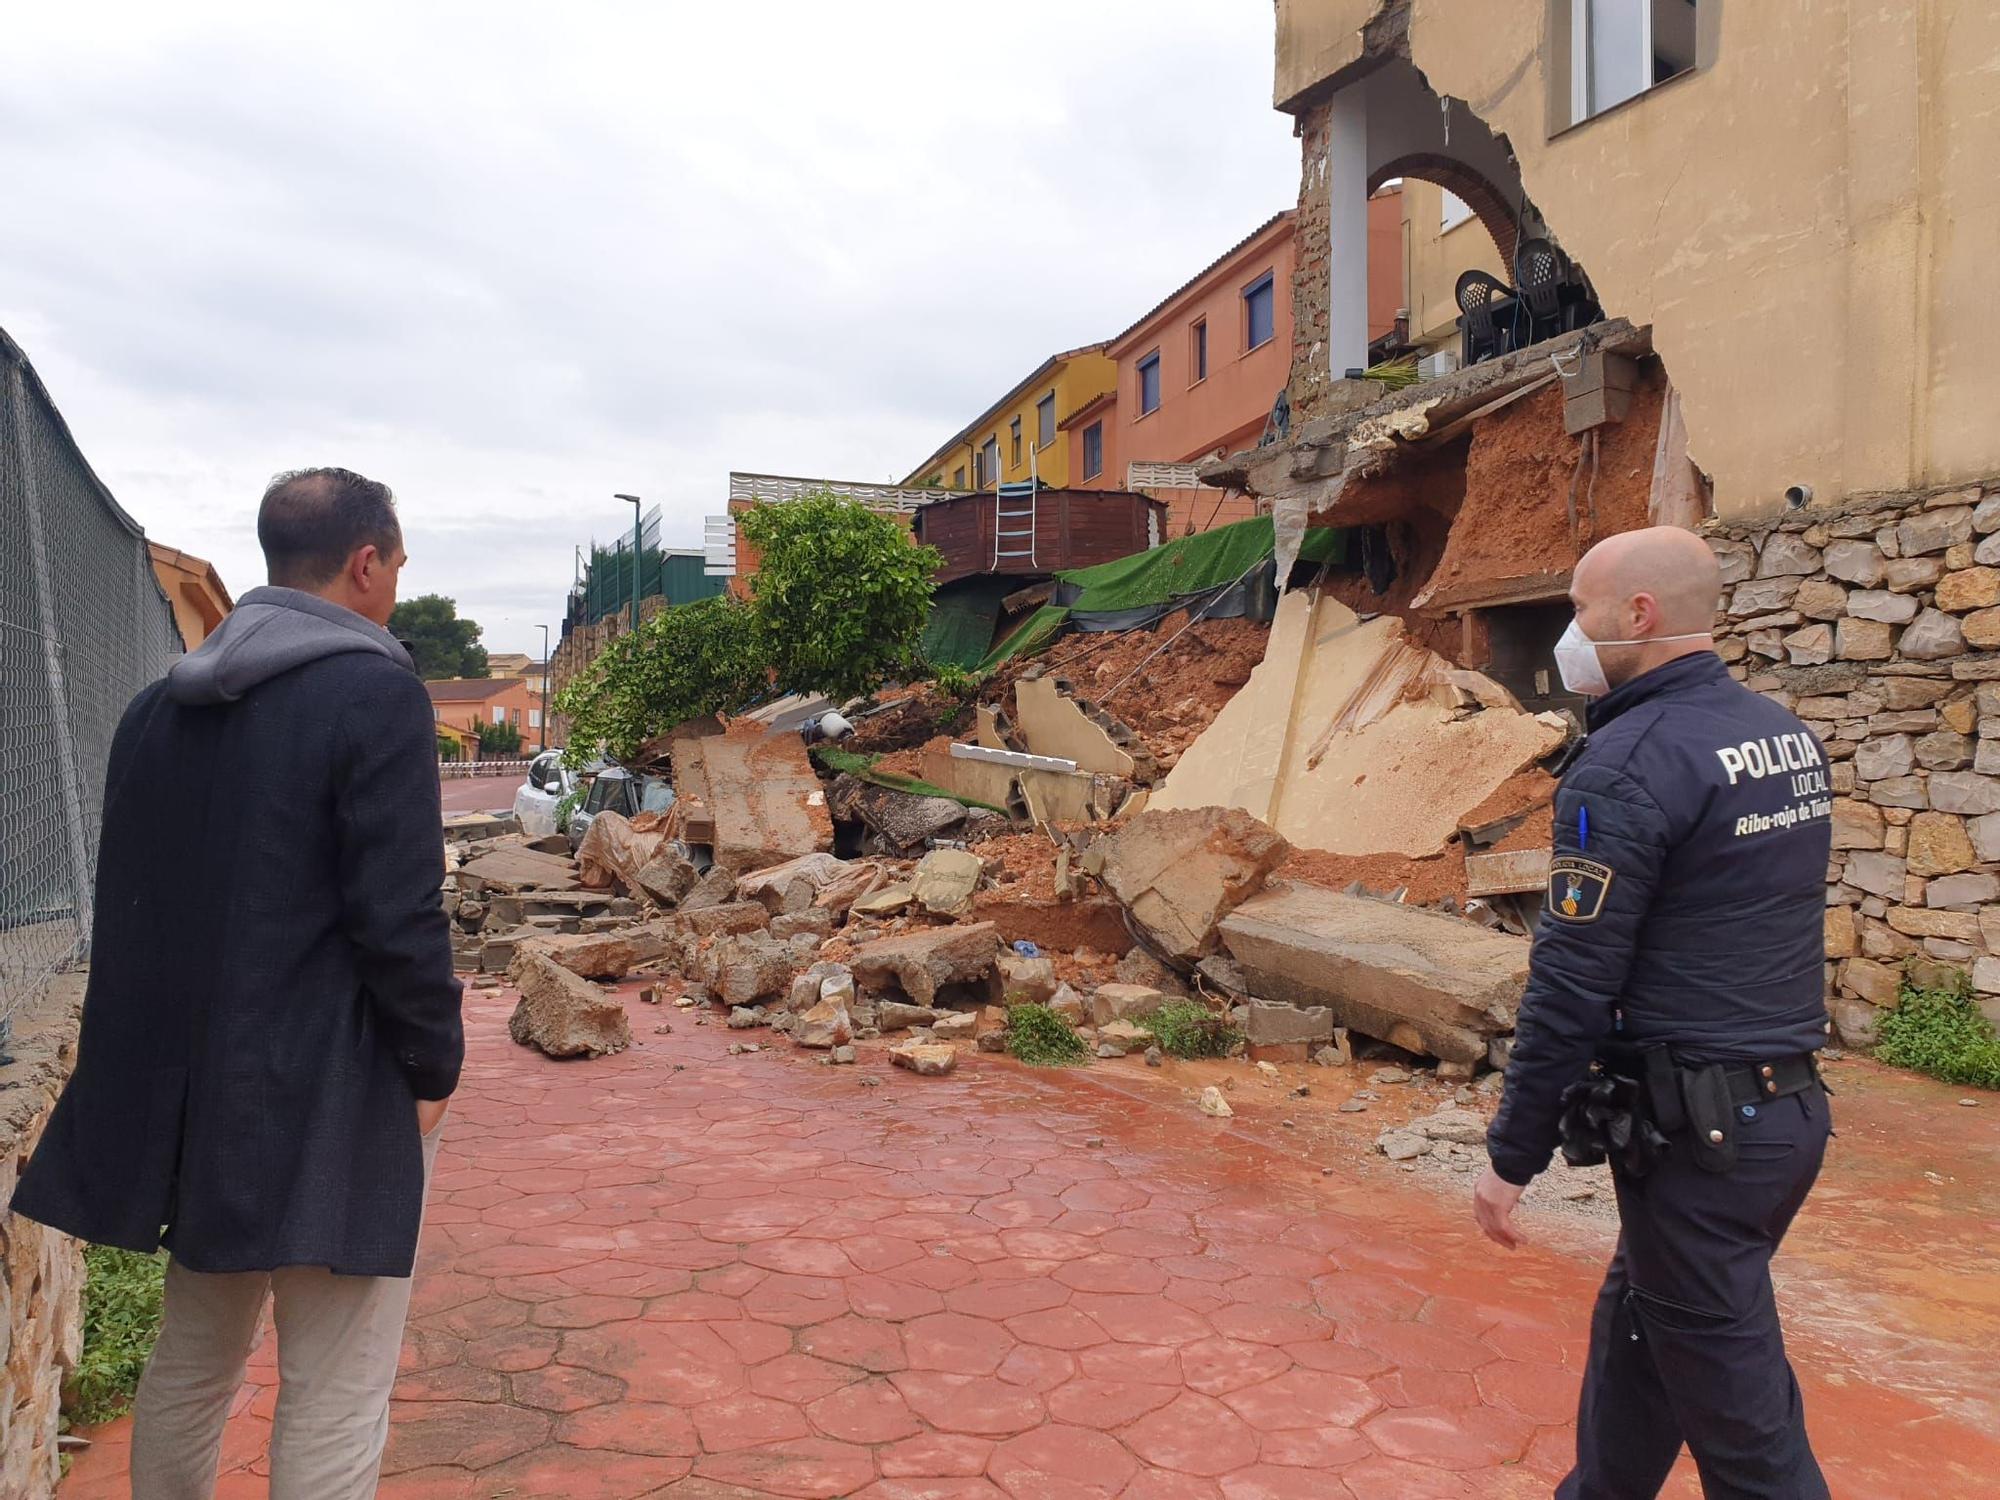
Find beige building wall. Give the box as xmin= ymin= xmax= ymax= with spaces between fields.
xmin=1276 ymin=0 xmax=2000 ymax=521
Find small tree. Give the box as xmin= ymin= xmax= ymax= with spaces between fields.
xmin=476 ymin=720 xmax=522 ymax=757
xmin=390 ymin=595 xmax=490 ymax=680
xmin=436 ymin=733 xmax=462 ymax=762
xmin=555 ymin=594 xmax=765 ymax=763
xmin=738 ymin=491 xmax=942 ymax=702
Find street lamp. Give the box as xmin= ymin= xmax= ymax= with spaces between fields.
xmin=614 ymin=493 xmax=643 ymax=635
xmin=536 ymin=623 xmax=551 ymax=753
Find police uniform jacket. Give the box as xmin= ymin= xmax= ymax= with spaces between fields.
xmin=1486 ymin=651 xmax=1832 ymax=1187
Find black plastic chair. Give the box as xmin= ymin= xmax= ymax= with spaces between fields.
xmin=1515 ymin=238 xmax=1569 ymax=345
xmin=1456 ymin=269 xmax=1513 ymax=366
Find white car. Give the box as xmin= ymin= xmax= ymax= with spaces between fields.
xmin=513 ymin=751 xmax=576 ymax=837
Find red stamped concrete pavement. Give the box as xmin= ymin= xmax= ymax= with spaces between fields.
xmin=62 ymin=988 xmax=2000 ymax=1499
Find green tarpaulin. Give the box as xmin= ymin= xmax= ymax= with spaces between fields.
xmin=921 ymin=576 xmax=1018 ymax=671
xmin=973 ymin=517 xmax=1346 ymax=672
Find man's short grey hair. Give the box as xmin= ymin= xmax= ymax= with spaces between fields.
xmin=257 ymin=467 xmax=401 ymax=588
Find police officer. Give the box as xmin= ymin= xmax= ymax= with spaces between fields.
xmin=1473 ymin=526 xmax=1833 ymax=1499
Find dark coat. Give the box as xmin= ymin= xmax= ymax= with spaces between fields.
xmin=12 ymin=590 xmax=463 ymax=1276
xmin=1487 ymin=652 xmax=1832 ymax=1187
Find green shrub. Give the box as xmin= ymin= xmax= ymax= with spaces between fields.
xmin=68 ymin=1247 xmax=167 ymax=1427
xmin=556 ymin=593 xmax=766 ymax=764
xmin=476 ymin=720 xmax=522 ymax=756
xmin=1006 ymin=1003 xmax=1089 ymax=1066
xmin=1144 ymin=1000 xmax=1243 ymax=1060
xmin=930 ymin=663 xmax=982 ymax=701
xmin=1877 ymin=971 xmax=2000 ymax=1090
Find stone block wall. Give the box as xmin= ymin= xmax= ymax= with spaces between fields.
xmin=1707 ymin=485 xmax=2000 ymax=1045
xmin=0 ymin=975 xmax=86 ymax=1500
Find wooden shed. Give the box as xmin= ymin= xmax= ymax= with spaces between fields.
xmin=913 ymin=488 xmax=1165 ymax=587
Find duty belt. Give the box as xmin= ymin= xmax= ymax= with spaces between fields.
xmin=1562 ymin=1048 xmax=1822 ymax=1178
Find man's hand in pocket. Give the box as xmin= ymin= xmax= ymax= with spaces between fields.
xmin=416 ymin=1097 xmax=450 ymax=1136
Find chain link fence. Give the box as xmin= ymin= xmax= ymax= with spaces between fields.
xmin=1 ymin=326 xmax=182 ymax=1041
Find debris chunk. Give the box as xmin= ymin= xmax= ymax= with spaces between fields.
xmin=1197 ymin=1086 xmax=1234 ymax=1118
xmin=1377 ymin=1131 xmax=1429 ymax=1162
xmin=912 ymin=848 xmax=985 ymax=916
xmin=1093 ymin=807 xmax=1291 ymax=961
xmin=889 ymin=1040 xmax=958 ymax=1077
xmin=1090 ymin=983 xmax=1165 ymax=1028
xmin=850 ymin=922 xmax=1002 ymax=1008
xmin=794 ymin=1000 xmax=854 ymax=1050
xmin=507 ymin=949 xmax=631 ymax=1058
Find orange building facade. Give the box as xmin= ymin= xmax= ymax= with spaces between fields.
xmin=425 ymin=676 xmax=559 ymax=753
xmin=148 ymin=542 xmax=233 ymax=649
xmin=1069 ymin=197 xmax=1403 ymax=536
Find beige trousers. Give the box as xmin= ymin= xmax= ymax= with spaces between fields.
xmin=128 ymin=1120 xmax=444 ymax=1500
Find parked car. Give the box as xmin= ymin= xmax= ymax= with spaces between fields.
xmin=565 ymin=765 xmax=674 ymax=851
xmin=513 ymin=751 xmax=576 ymax=837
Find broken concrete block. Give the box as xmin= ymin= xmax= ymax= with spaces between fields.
xmin=1221 ymin=884 xmax=1530 ymax=1065
xmin=1095 ymin=1019 xmax=1150 ymax=1055
xmin=875 ymin=1001 xmax=942 ymax=1033
xmin=507 ymin=949 xmax=630 ymax=1059
xmin=634 ymin=848 xmax=698 ymax=909
xmin=1377 ymin=1131 xmax=1430 ymax=1162
xmin=851 ymin=885 xmax=915 ymax=919
xmin=736 ymin=852 xmax=853 ymax=915
xmin=728 ymin=1005 xmax=767 ymax=1029
xmin=673 ymin=725 xmax=835 ymax=874
xmin=851 ymin=922 xmax=1001 ymax=1008
xmin=1015 ymin=676 xmax=1139 ymax=776
xmin=1236 ymin=1000 xmax=1336 ymax=1047
xmin=524 ymin=928 xmax=667 ymax=982
xmin=683 ymin=901 xmax=774 ymax=938
xmin=996 ymin=953 xmax=1059 ymax=1005
xmin=1090 ymin=983 xmax=1165 ymax=1028
xmin=889 ymin=1041 xmax=958 ymax=1077
xmin=1093 ymin=807 xmax=1291 ymax=962
xmin=1197 ymin=1086 xmax=1234 ymax=1118
xmin=1048 ymin=984 xmax=1086 ymax=1024
xmin=793 ymin=999 xmax=853 ymax=1049
xmin=912 ymin=848 xmax=984 ymax=917
xmin=931 ymin=1011 xmax=978 ymax=1041
xmin=772 ymin=908 xmax=837 ymax=941
xmin=713 ymin=931 xmax=795 ymax=1005
xmin=681 ymin=867 xmax=741 ymax=912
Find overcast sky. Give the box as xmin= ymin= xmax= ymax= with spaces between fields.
xmin=4 ymin=2 xmax=1297 ymax=656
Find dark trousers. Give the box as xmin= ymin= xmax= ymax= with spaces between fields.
xmin=1559 ymin=1085 xmax=1831 ymax=1499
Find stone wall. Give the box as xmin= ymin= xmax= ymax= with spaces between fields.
xmin=0 ymin=975 xmax=86 ymax=1500
xmin=1707 ymin=485 xmax=2000 ymax=1044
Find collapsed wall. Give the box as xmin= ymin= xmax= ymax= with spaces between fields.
xmin=1708 ymin=484 xmax=2000 ymax=1040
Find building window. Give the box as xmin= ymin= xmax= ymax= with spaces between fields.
xmin=1082 ymin=422 xmax=1104 ymax=481
xmin=530 ymin=708 xmax=542 ymax=729
xmin=980 ymin=437 xmax=1000 ymax=488
xmin=1010 ymin=416 xmax=1022 ymax=468
xmin=1037 ymin=393 xmax=1055 ymax=449
xmin=952 ymin=465 xmax=965 ymax=489
xmin=490 ymin=705 xmax=506 ymax=725
xmin=1441 ymin=189 xmax=1474 ymax=232
xmin=1191 ymin=320 xmax=1208 ymax=382
xmin=1244 ymin=274 xmax=1275 ymax=351
xmin=1138 ymin=353 xmax=1161 ymax=416
xmin=1569 ymin=0 xmax=1698 ymax=125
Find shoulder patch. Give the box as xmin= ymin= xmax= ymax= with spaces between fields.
xmin=1548 ymin=856 xmax=1614 ymax=923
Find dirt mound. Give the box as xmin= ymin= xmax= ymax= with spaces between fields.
xmin=1275 ymin=848 xmax=1467 ymax=906
xmin=995 ymin=613 xmax=1272 ymax=767
xmin=848 ymin=686 xmax=971 ymax=755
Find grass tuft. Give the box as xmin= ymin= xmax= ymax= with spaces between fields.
xmin=1877 ymin=969 xmax=2000 ymax=1090
xmin=1143 ymin=1000 xmax=1243 ymax=1060
xmin=1006 ymin=1003 xmax=1089 ymax=1066
xmin=68 ymin=1246 xmax=168 ymax=1427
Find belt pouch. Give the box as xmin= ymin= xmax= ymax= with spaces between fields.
xmin=1679 ymin=1062 xmax=1739 ymax=1173
xmin=1641 ymin=1046 xmax=1686 ymax=1133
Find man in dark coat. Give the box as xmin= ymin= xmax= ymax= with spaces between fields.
xmin=1475 ymin=526 xmax=1833 ymax=1498
xmin=13 ymin=467 xmax=463 ymax=1498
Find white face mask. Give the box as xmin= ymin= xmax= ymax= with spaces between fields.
xmin=1553 ymin=617 xmax=1710 ymax=697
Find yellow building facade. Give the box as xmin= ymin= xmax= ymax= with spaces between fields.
xmin=905 ymin=344 xmax=1117 ymax=492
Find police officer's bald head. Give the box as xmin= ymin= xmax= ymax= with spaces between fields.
xmin=1570 ymin=526 xmax=1721 ymax=689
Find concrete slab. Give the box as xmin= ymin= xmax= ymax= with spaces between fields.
xmin=1016 ymin=676 xmax=1137 ymax=776
xmin=1153 ymin=592 xmax=1566 ymax=857
xmin=1220 ymin=882 xmax=1530 ymax=1063
xmin=674 ymin=724 xmax=835 ymax=873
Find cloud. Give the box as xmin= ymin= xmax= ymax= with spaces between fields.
xmin=1 ymin=0 xmax=1296 ymax=654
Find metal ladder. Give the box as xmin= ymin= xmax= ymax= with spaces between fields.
xmin=991 ymin=445 xmax=1040 ymax=568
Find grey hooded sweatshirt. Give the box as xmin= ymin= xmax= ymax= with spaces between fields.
xmin=167 ymin=585 xmax=414 ymax=704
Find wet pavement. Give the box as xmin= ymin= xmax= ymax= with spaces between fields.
xmin=61 ymin=986 xmax=2000 ymax=1499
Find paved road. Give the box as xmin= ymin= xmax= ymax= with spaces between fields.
xmin=439 ymin=774 xmax=528 ymax=817
xmin=62 ymin=987 xmax=2000 ymax=1499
